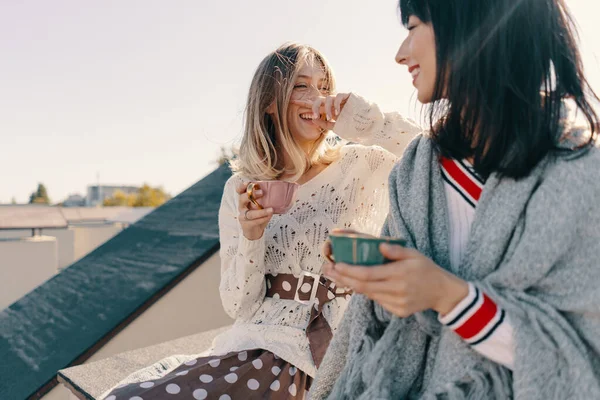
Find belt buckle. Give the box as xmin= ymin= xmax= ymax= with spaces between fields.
xmin=294 ymin=271 xmax=321 ymax=305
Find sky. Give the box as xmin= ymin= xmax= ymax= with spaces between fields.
xmin=2 ymin=0 xmax=599 ymax=204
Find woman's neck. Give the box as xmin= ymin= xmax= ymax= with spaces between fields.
xmin=279 ymin=149 xmax=325 ymax=184
xmin=280 ymin=140 xmax=316 ymax=171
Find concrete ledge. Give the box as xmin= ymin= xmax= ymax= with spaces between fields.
xmin=58 ymin=326 xmax=230 ymax=400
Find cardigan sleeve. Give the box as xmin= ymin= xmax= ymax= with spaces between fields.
xmin=333 ymin=93 xmax=423 ymax=157
xmin=218 ymin=175 xmax=267 ymax=321
xmin=439 ymin=282 xmax=515 ymax=369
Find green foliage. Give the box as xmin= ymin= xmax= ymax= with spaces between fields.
xmin=103 ymin=185 xmax=171 ymax=207
xmin=29 ymin=183 xmax=50 ymax=205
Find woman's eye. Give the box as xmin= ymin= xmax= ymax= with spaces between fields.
xmin=294 ymin=84 xmax=308 ymax=89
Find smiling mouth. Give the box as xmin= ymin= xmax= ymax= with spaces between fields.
xmin=299 ymin=112 xmax=318 ymax=121
xmin=409 ymin=65 xmax=421 ymax=81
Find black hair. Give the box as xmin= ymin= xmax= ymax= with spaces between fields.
xmin=399 ymin=0 xmax=599 ymax=178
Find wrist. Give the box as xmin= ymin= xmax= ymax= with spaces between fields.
xmin=332 ymin=93 xmax=358 ymax=137
xmin=243 ymin=231 xmax=264 ymax=241
xmin=435 ymin=273 xmax=469 ymax=316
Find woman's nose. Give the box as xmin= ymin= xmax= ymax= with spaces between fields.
xmin=395 ymin=39 xmax=409 ymax=65
xmin=303 ymin=85 xmax=321 ymax=100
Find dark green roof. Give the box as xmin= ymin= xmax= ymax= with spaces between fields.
xmin=0 ymin=164 xmax=231 ymax=399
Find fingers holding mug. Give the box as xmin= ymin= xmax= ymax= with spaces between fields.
xmin=246 ymin=182 xmax=264 ymax=210
xmin=238 ymin=206 xmax=274 ymax=241
xmin=240 ymin=207 xmax=273 ymax=222
xmin=322 ymin=239 xmax=335 ymax=264
xmin=237 ymin=182 xmax=263 ymax=211
xmin=235 ymin=182 xmax=249 ymax=195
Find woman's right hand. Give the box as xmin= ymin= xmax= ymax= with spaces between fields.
xmin=291 ymin=93 xmax=351 ymax=131
xmin=322 ymin=228 xmax=360 ymax=263
xmin=237 ymin=182 xmax=274 ymax=241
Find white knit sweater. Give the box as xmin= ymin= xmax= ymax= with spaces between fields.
xmin=211 ymin=94 xmax=423 ymax=377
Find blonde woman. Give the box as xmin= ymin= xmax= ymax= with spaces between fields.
xmin=103 ymin=42 xmax=421 ymax=400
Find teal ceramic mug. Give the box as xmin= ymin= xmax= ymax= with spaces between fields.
xmin=325 ymin=232 xmax=407 ymax=266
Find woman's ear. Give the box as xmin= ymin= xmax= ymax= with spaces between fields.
xmin=266 ymin=101 xmax=276 ymax=115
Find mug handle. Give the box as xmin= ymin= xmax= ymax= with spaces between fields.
xmin=246 ymin=182 xmax=264 ymax=210
xmin=323 ymin=240 xmax=335 ymax=263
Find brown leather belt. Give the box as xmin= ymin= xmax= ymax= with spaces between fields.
xmin=265 ymin=272 xmax=352 ymax=368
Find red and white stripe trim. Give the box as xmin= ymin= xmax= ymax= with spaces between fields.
xmin=439 ymin=283 xmax=506 ymax=346
xmin=440 ymin=157 xmax=484 ymax=208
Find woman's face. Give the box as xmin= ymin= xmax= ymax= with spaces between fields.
xmin=396 ymin=15 xmax=437 ymax=104
xmin=284 ymin=60 xmax=331 ymax=150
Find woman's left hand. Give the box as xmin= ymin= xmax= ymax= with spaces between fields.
xmin=323 ymin=243 xmax=469 ymax=317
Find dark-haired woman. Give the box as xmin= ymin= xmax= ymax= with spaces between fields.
xmin=308 ymin=0 xmax=600 ymax=399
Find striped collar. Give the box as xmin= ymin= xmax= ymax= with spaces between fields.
xmin=440 ymin=157 xmax=485 ymax=208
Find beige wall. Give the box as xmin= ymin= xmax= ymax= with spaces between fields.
xmin=0 ymin=224 xmax=123 ymax=271
xmin=49 ymin=228 xmax=75 ymax=270
xmin=46 ymin=252 xmax=232 ymax=400
xmin=0 ymin=224 xmax=123 ymax=311
xmin=43 ymin=386 xmax=76 ymax=400
xmin=71 ymin=224 xmax=123 ymax=263
xmin=0 ymin=236 xmax=58 ymax=310
xmin=0 ymin=229 xmax=74 ymax=269
xmin=0 ymin=229 xmax=28 ymax=238
xmin=86 ymin=252 xmax=231 ymax=361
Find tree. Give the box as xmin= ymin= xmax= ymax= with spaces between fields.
xmin=103 ymin=185 xmax=171 ymax=208
xmin=133 ymin=184 xmax=171 ymax=207
xmin=29 ymin=183 xmax=50 ymax=205
xmin=103 ymin=190 xmax=136 ymax=207
xmin=11 ymin=197 xmax=16 ymax=205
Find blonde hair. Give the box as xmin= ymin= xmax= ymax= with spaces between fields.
xmin=230 ymin=42 xmax=341 ymax=181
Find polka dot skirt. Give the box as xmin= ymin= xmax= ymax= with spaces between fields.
xmin=104 ymin=349 xmax=311 ymax=400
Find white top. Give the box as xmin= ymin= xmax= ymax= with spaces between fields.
xmin=211 ymin=94 xmax=423 ymax=377
xmin=441 ymin=161 xmax=478 ymax=269
xmin=438 ymin=157 xmax=515 ymax=369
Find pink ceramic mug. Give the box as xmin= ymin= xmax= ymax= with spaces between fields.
xmin=246 ymin=181 xmax=299 ymax=214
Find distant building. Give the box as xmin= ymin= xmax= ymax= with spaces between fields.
xmin=62 ymin=194 xmax=86 ymax=207
xmin=86 ymin=185 xmax=139 ymax=207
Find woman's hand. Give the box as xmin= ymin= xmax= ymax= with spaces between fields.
xmin=236 ymin=182 xmax=273 ymax=241
xmin=321 ymin=228 xmax=361 ymax=262
xmin=291 ymin=93 xmax=351 ymax=131
xmin=323 ymin=243 xmax=469 ymax=317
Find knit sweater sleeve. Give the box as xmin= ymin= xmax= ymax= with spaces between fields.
xmin=438 ymin=282 xmax=515 ymax=369
xmin=218 ymin=175 xmax=267 ymax=321
xmin=333 ymin=93 xmax=423 ymax=157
